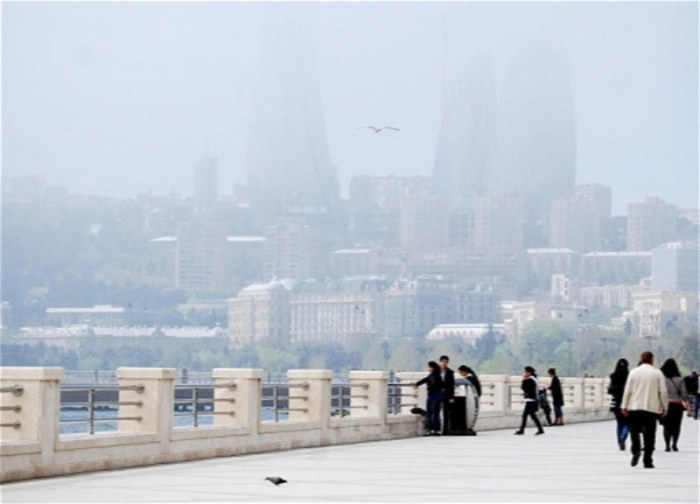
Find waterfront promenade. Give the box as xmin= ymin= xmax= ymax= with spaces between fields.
xmin=3 ymin=419 xmax=698 ymax=503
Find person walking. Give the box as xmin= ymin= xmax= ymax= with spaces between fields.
xmin=660 ymin=358 xmax=690 ymax=452
xmin=621 ymin=351 xmax=668 ymax=469
xmin=414 ymin=361 xmax=444 ymax=436
xmin=515 ymin=366 xmax=544 ymax=436
xmin=684 ymin=371 xmax=699 ymax=420
xmin=608 ymin=358 xmax=630 ymax=450
xmin=438 ymin=355 xmax=455 ymax=434
xmin=548 ymin=368 xmax=564 ymax=426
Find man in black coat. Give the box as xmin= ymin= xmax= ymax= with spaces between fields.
xmin=439 ymin=355 xmax=455 ymax=434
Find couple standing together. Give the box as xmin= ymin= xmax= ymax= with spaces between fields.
xmin=413 ymin=355 xmax=455 ymax=436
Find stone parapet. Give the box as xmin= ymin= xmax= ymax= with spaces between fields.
xmin=0 ymin=367 xmax=612 ymax=483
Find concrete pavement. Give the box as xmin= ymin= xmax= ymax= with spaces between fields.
xmin=2 ymin=420 xmax=698 ymax=503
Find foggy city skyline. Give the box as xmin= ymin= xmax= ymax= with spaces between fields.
xmin=3 ymin=1 xmax=698 ymax=214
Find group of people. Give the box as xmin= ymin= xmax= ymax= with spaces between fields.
xmin=412 ymin=355 xmax=481 ymax=436
xmin=513 ymin=366 xmax=565 ymax=435
xmin=413 ymin=350 xmax=697 ymax=471
xmin=609 ymin=352 xmax=697 ymax=469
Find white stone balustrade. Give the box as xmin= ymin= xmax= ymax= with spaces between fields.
xmin=348 ymin=371 xmax=388 ymax=418
xmin=287 ymin=369 xmax=332 ymax=424
xmin=0 ymin=367 xmax=612 ymax=483
xmin=211 ymin=368 xmax=261 ymax=430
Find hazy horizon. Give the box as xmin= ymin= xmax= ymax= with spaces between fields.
xmin=3 ymin=1 xmax=698 ymax=213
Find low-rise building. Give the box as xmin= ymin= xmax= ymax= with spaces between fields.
xmin=45 ymin=305 xmax=126 ymax=327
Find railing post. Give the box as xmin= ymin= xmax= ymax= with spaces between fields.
xmin=561 ymin=377 xmax=584 ymax=410
xmin=348 ymin=371 xmax=388 ymax=419
xmin=211 ymin=368 xmax=262 ymax=432
xmin=0 ymin=367 xmax=63 ymax=467
xmin=481 ymin=375 xmax=510 ymax=413
xmin=116 ymin=368 xmax=175 ymax=451
xmin=394 ymin=372 xmax=425 ymax=415
xmin=286 ymin=369 xmax=333 ymax=424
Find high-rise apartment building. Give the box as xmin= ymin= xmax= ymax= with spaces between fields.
xmin=651 ymin=241 xmax=699 ymax=292
xmin=263 ymin=217 xmax=322 ymax=281
xmin=399 ymin=183 xmax=450 ymax=251
xmin=627 ymin=197 xmax=678 ymax=251
xmin=175 ymin=217 xmax=230 ymax=293
xmin=474 ymin=193 xmax=524 ymax=251
xmin=549 ymin=194 xmax=601 ymax=253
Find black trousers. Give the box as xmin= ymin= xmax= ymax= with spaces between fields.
xmin=663 ymin=402 xmax=685 ymax=449
xmin=519 ymin=402 xmax=543 ymax=432
xmin=628 ymin=410 xmax=659 ymax=465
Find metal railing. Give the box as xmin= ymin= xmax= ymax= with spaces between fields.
xmin=261 ymin=381 xmax=309 ymax=422
xmin=173 ymin=382 xmax=237 ymax=428
xmin=479 ymin=382 xmax=496 ymax=408
xmin=0 ymin=385 xmax=24 ymax=397
xmin=331 ymin=381 xmax=370 ymax=417
xmin=0 ymin=384 xmax=23 ymax=429
xmin=60 ymin=384 xmax=144 ymax=435
xmin=388 ymin=381 xmax=417 ymax=414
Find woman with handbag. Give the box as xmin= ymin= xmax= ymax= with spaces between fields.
xmin=660 ymin=358 xmax=690 ymax=452
xmin=608 ymin=358 xmax=629 ymax=450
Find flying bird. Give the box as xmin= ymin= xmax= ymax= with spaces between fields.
xmin=265 ymin=477 xmax=288 ymax=486
xmin=357 ymin=126 xmax=401 ymax=133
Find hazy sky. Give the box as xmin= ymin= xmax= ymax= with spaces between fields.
xmin=2 ymin=1 xmax=698 ymax=213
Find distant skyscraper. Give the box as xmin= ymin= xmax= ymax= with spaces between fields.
xmin=193 ymin=156 xmax=218 ymax=213
xmin=247 ymin=6 xmax=339 ymax=224
xmin=487 ymin=39 xmax=576 ymax=244
xmin=433 ymin=56 xmax=497 ymax=212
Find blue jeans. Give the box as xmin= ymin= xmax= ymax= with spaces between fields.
xmin=426 ymin=394 xmax=443 ymax=432
xmin=613 ymin=408 xmax=629 ymax=446
xmin=553 ymin=405 xmax=563 ymax=419
xmin=693 ymin=395 xmax=700 ymax=420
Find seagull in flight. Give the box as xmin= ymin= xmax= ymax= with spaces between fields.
xmin=358 ymin=126 xmax=401 ymax=133
xmin=265 ymin=476 xmax=288 ymax=486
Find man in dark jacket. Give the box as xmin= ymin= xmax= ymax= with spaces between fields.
xmin=515 ymin=366 xmax=545 ymax=435
xmin=548 ymin=368 xmax=565 ymax=425
xmin=439 ymin=355 xmax=455 ymax=434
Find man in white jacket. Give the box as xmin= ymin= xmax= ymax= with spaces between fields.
xmin=621 ymin=351 xmax=668 ymax=469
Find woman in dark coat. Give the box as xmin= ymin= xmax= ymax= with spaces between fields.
xmin=660 ymin=358 xmax=690 ymax=452
xmin=608 ymin=358 xmax=629 ymax=450
xmin=548 ymin=368 xmax=564 ymax=426
xmin=414 ymin=361 xmax=444 ymax=436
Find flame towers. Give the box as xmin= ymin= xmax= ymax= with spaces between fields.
xmin=488 ymin=41 xmax=577 ymax=243
xmin=434 ymin=37 xmax=576 ymax=247
xmin=247 ymin=7 xmax=339 ymax=224
xmin=433 ymin=56 xmax=497 ymax=212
